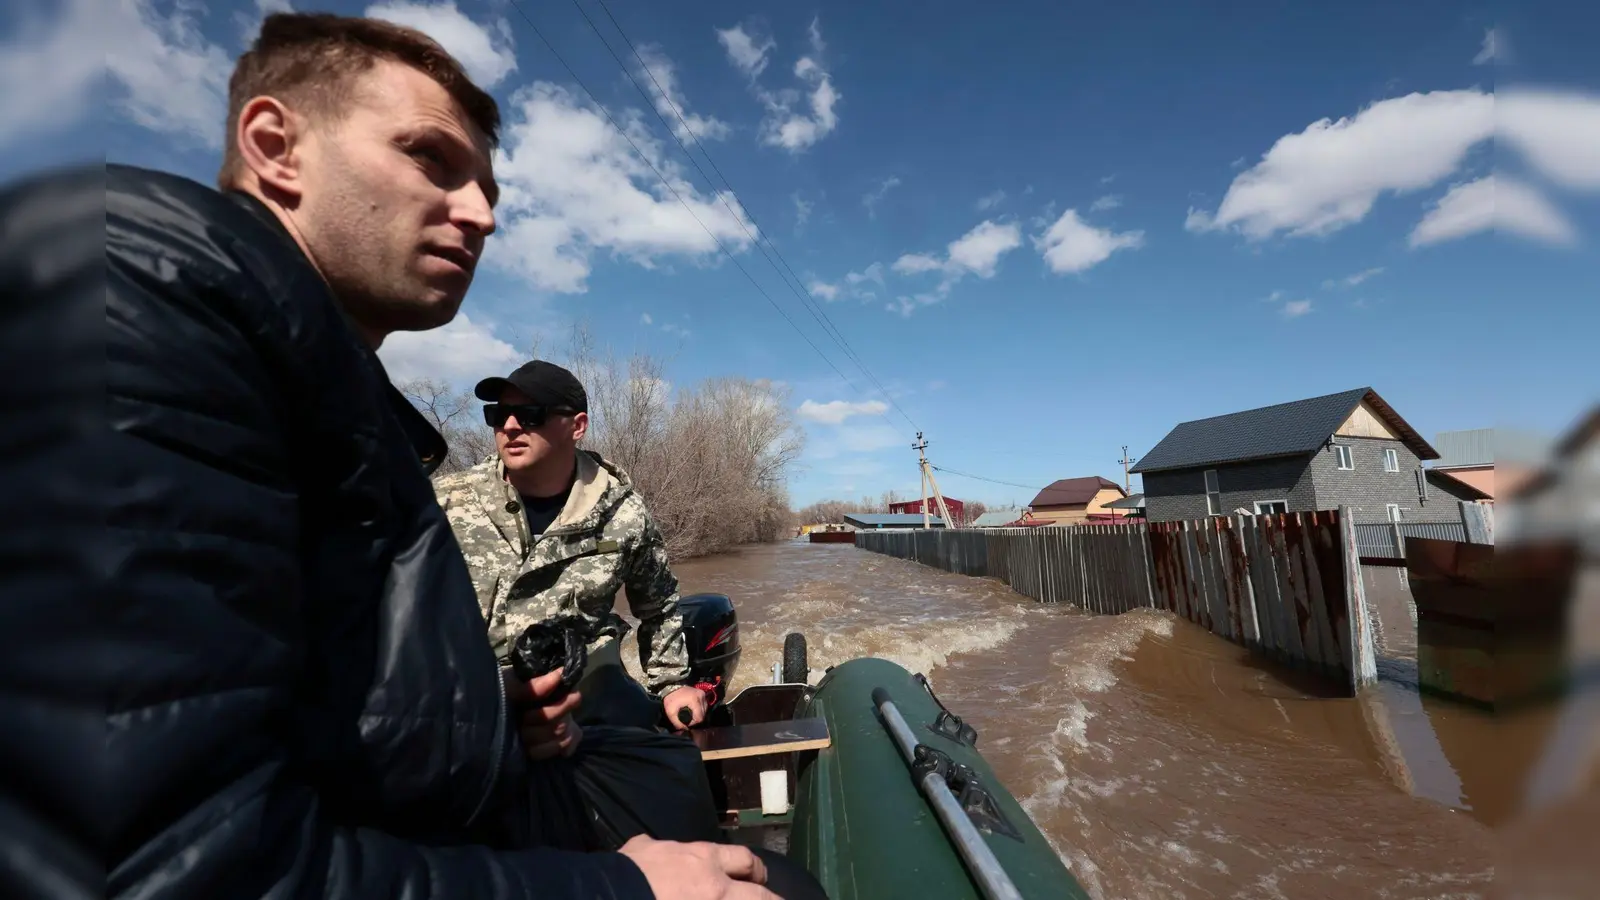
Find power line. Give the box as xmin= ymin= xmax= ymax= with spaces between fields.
xmin=928 ymin=465 xmax=1050 ymax=494
xmin=499 ymin=0 xmax=864 ymax=395
xmin=573 ymin=0 xmax=920 ymax=434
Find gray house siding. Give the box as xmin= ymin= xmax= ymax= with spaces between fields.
xmin=1308 ymin=436 xmax=1450 ymax=523
xmin=1142 ymin=455 xmax=1317 ymax=523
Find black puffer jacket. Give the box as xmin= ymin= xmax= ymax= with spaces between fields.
xmin=13 ymin=164 xmax=653 ymax=898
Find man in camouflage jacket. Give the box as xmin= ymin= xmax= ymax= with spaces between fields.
xmin=433 ymin=361 xmax=706 ymax=750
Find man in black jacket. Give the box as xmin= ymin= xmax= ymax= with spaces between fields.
xmin=9 ymin=11 xmax=782 ymax=900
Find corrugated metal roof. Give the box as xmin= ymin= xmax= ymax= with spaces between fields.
xmin=1102 ymin=492 xmax=1145 ymax=509
xmin=970 ymin=511 xmax=1023 ymax=527
xmin=1131 ymin=387 xmax=1437 ymax=474
xmin=1432 ymin=429 xmax=1494 ymax=468
xmin=1029 ymin=476 xmax=1124 ymax=508
xmin=843 ymin=513 xmax=948 ymax=528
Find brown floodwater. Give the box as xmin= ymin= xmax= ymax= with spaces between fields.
xmin=618 ymin=540 xmax=1597 ymax=899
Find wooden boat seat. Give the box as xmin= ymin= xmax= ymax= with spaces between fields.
xmin=691 ymin=716 xmax=831 ymax=761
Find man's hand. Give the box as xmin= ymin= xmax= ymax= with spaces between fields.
xmin=504 ymin=667 xmax=583 ymax=761
xmin=619 ymin=835 xmax=779 ymax=899
xmin=662 ymin=685 xmax=709 ymax=731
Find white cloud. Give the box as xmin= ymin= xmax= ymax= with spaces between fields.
xmin=894 ymin=220 xmax=1022 ymax=282
xmin=1323 ymin=267 xmax=1384 ymax=289
xmin=724 ymin=18 xmax=839 ymax=153
xmin=946 ymin=221 xmax=1024 ymax=278
xmin=1473 ymin=27 xmax=1505 ymax=65
xmin=1089 ymin=194 xmax=1123 ymax=212
xmin=890 ymin=254 xmax=942 ymax=275
xmin=862 ymin=176 xmax=901 ymax=218
xmin=797 ymin=399 xmax=888 ymax=425
xmin=715 ymin=23 xmax=773 ymax=79
xmin=884 ymin=220 xmax=1022 ymax=315
xmin=365 ymin=1 xmax=517 ymax=88
xmin=632 ymin=43 xmax=730 ymax=142
xmin=487 ymin=82 xmax=756 ymax=293
xmin=1499 ymin=89 xmax=1600 ymax=192
xmin=1282 ymin=300 xmax=1313 ymax=318
xmin=661 ymin=322 xmax=692 ymax=339
xmin=976 ymin=190 xmax=1007 ymax=211
xmin=792 ymin=192 xmax=813 ymax=228
xmin=1034 ymin=209 xmax=1144 ymax=274
xmin=808 ymin=281 xmax=841 ymax=301
xmin=1190 ymin=90 xmax=1495 ymax=240
xmin=640 ymin=312 xmax=653 ymax=325
xmin=1409 ymin=175 xmax=1577 ymax=249
xmin=0 ymin=0 xmax=122 ymax=152
xmin=104 ymin=0 xmax=234 ymax=148
xmin=810 ymin=262 xmax=884 ymax=303
xmin=845 ymin=263 xmax=884 ymax=286
xmin=377 ymin=312 xmax=522 ymax=384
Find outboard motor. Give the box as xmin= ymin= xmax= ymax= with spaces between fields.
xmin=677 ymin=593 xmax=741 ymax=708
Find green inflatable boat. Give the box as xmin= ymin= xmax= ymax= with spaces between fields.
xmin=689 ymin=630 xmax=1091 ymax=899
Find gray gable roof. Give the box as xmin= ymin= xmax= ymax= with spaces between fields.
xmin=1131 ymin=387 xmax=1437 ymax=474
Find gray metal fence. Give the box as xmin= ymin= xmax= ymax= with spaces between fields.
xmin=1353 ymin=509 xmax=1491 ymax=560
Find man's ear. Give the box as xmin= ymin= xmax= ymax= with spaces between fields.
xmin=236 ymin=96 xmax=307 ymax=203
xmin=571 ymin=412 xmax=590 ymax=443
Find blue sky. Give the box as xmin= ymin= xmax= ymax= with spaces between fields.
xmin=10 ymin=0 xmax=1597 ymax=507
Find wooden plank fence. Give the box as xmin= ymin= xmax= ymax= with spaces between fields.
xmin=855 ymin=507 xmax=1378 ymax=695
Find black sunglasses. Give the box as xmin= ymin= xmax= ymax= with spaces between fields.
xmin=483 ymin=403 xmax=576 ymax=429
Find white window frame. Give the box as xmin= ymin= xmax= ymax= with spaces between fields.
xmin=1204 ymin=469 xmax=1221 ymax=516
xmin=1333 ymin=444 xmax=1354 ymax=470
xmin=1253 ymin=499 xmax=1290 ymax=515
xmin=1386 ymin=503 xmax=1404 ymax=522
xmin=1383 ymin=448 xmax=1399 ymax=473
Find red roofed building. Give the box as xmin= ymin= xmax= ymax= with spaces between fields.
xmin=888 ymin=497 xmax=968 ymax=526
xmin=1026 ymin=476 xmax=1130 ymax=526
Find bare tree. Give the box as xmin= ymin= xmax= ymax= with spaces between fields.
xmin=398 ymin=378 xmax=493 ymax=476
xmin=512 ymin=325 xmax=807 ymax=560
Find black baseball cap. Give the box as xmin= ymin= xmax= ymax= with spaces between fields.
xmin=474 ymin=360 xmax=588 ymax=413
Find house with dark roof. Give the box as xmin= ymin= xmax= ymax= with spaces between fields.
xmin=1025 ymin=476 xmax=1130 ymax=525
xmin=1131 ymin=387 xmax=1485 ymax=525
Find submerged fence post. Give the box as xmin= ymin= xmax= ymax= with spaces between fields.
xmin=1339 ymin=505 xmax=1379 ymax=694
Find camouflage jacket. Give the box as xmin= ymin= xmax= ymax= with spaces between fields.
xmin=432 ymin=450 xmax=689 ymax=695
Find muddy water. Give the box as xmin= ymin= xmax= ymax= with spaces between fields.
xmin=632 ymin=541 xmax=1501 ymax=899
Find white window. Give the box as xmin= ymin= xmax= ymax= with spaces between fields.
xmin=1383 ymin=448 xmax=1399 ymax=472
xmin=1204 ymin=469 xmax=1221 ymax=516
xmin=1254 ymin=500 xmax=1289 ymax=515
xmin=1333 ymin=444 xmax=1354 ymax=470
xmin=1386 ymin=503 xmax=1404 ymax=522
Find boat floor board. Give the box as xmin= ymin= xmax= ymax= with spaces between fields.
xmin=693 ymin=717 xmax=831 ymax=761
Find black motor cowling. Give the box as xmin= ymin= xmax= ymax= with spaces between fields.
xmin=677 ymin=593 xmax=740 ymax=705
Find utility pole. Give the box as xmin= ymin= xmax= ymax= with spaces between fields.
xmin=912 ymin=432 xmax=955 ymax=529
xmin=1118 ymin=445 xmax=1137 ymax=494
